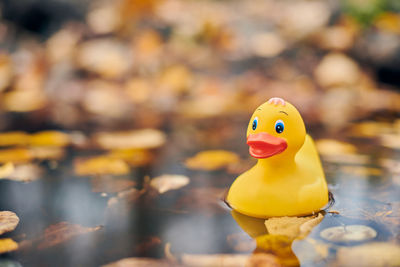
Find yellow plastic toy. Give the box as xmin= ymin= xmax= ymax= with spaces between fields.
xmin=226 ymin=97 xmax=328 ymax=218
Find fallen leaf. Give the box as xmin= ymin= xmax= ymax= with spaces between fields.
xmin=91 ymin=176 xmax=136 ymax=194
xmin=0 ymin=54 xmax=13 ymax=92
xmin=106 ymin=149 xmax=153 ymax=167
xmin=320 ymin=225 xmax=377 ymax=243
xmin=74 ymin=156 xmax=130 ymax=176
xmin=314 ymin=52 xmax=360 ymax=88
xmin=94 ymin=129 xmax=166 ymax=150
xmin=37 ymin=222 xmax=102 ymax=250
xmin=0 ymin=238 xmax=18 ymax=254
xmin=336 ymin=242 xmax=400 ymax=267
xmin=0 ymin=162 xmax=14 ymax=178
xmin=350 ymin=121 xmax=394 ymax=138
xmin=340 ymin=166 xmax=382 ymax=177
xmin=0 ymin=211 xmax=19 ymax=235
xmin=2 ymin=90 xmax=47 ymax=112
xmin=158 ymin=65 xmax=193 ymax=94
xmin=0 ymin=148 xmax=33 ymax=164
xmin=0 ymin=132 xmax=30 ymax=147
xmin=30 ymin=147 xmax=65 ymax=160
xmin=184 ymin=150 xmax=240 ymax=171
xmin=29 ymin=131 xmax=70 ymax=147
xmin=315 ymin=139 xmax=357 ymax=156
xmin=380 ymin=133 xmax=400 ymax=150
xmin=265 ymin=214 xmax=323 ymax=240
xmin=5 ymin=163 xmax=44 ymax=182
xmin=150 ymin=174 xmax=190 ymax=194
xmin=246 ymin=253 xmax=282 ymax=267
xmin=103 ymin=257 xmax=171 ymax=267
xmin=76 ymin=39 xmax=131 ymax=79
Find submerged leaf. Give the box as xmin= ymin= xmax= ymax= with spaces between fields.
xmin=150 ymin=174 xmax=190 ymax=194
xmin=38 ymin=222 xmax=102 ymax=250
xmin=91 ymin=176 xmax=136 ymax=194
xmin=320 ymin=225 xmax=377 ymax=243
xmin=0 ymin=211 xmax=19 ymax=235
xmin=184 ymin=150 xmax=240 ymax=171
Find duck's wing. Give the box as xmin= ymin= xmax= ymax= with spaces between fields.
xmin=295 ymin=134 xmax=324 ymax=173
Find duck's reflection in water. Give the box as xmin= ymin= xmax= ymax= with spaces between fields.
xmin=231 ymin=210 xmax=325 ymax=266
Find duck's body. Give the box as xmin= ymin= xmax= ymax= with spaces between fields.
xmin=226 ymin=98 xmax=328 ymax=218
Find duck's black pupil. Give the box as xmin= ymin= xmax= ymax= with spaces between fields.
xmin=276 ymin=124 xmax=283 ymax=133
xmin=252 ymin=120 xmax=257 ymax=130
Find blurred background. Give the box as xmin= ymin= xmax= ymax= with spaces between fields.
xmin=0 ymin=0 xmax=399 ymax=131
xmin=0 ymin=0 xmax=399 ymax=266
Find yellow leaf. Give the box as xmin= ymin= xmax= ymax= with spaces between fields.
xmin=0 ymin=148 xmax=33 ymax=163
xmin=0 ymin=132 xmax=30 ymax=147
xmin=106 ymin=149 xmax=153 ymax=166
xmin=184 ymin=150 xmax=240 ymax=171
xmin=30 ymin=131 xmax=70 ymax=147
xmin=150 ymin=174 xmax=190 ymax=194
xmin=315 ymin=139 xmax=357 ymax=156
xmin=74 ymin=156 xmax=130 ymax=176
xmin=0 ymin=238 xmax=18 ymax=254
xmin=94 ymin=129 xmax=166 ymax=150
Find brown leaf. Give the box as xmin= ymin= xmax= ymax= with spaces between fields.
xmin=91 ymin=176 xmax=136 ymax=194
xmin=94 ymin=129 xmax=166 ymax=150
xmin=184 ymin=150 xmax=240 ymax=171
xmin=37 ymin=222 xmax=102 ymax=250
xmin=0 ymin=238 xmax=18 ymax=254
xmin=0 ymin=211 xmax=19 ymax=235
xmin=74 ymin=156 xmax=130 ymax=176
xmin=150 ymin=174 xmax=190 ymax=194
xmin=30 ymin=147 xmax=65 ymax=160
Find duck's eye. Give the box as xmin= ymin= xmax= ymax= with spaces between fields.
xmin=275 ymin=120 xmax=284 ymax=133
xmin=252 ymin=117 xmax=258 ymax=130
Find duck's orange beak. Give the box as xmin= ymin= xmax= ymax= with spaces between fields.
xmin=247 ymin=132 xmax=287 ymax=159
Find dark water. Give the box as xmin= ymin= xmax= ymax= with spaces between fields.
xmin=0 ymin=115 xmax=399 ymax=267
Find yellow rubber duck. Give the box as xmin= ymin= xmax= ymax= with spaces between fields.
xmin=227 ymin=97 xmax=328 ymax=218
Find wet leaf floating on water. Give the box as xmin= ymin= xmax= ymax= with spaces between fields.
xmin=29 ymin=131 xmax=70 ymax=147
xmin=336 ymin=242 xmax=400 ymax=267
xmin=380 ymin=133 xmax=400 ymax=150
xmin=0 ymin=162 xmax=14 ymax=178
xmin=0 ymin=239 xmax=18 ymax=254
xmin=37 ymin=222 xmax=102 ymax=250
xmin=91 ymin=176 xmax=136 ymax=194
xmin=315 ymin=139 xmax=357 ymax=156
xmin=106 ymin=149 xmax=153 ymax=167
xmin=320 ymin=225 xmax=377 ymax=243
xmin=103 ymin=257 xmax=171 ymax=267
xmin=0 ymin=211 xmax=19 ymax=235
xmin=0 ymin=148 xmax=33 ymax=164
xmin=0 ymin=132 xmax=30 ymax=147
xmin=264 ymin=214 xmax=323 ymax=240
xmin=94 ymin=129 xmax=166 ymax=150
xmin=3 ymin=163 xmax=44 ymax=182
xmin=350 ymin=121 xmax=395 ymax=138
xmin=339 ymin=166 xmax=382 ymax=177
xmin=74 ymin=156 xmax=130 ymax=176
xmin=150 ymin=174 xmax=190 ymax=194
xmin=30 ymin=147 xmax=65 ymax=161
xmin=184 ymin=150 xmax=240 ymax=171
xmin=2 ymin=90 xmax=47 ymax=112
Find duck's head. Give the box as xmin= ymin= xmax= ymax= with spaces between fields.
xmin=246 ymin=97 xmax=306 ymax=159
